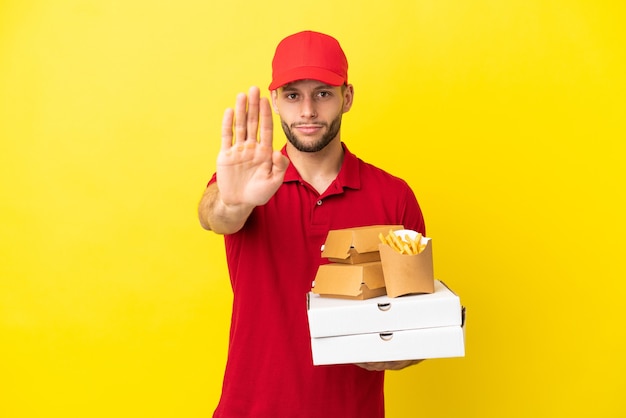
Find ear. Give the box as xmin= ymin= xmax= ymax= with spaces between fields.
xmin=270 ymin=90 xmax=280 ymax=113
xmin=342 ymin=84 xmax=354 ymax=113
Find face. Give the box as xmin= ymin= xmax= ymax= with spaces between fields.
xmin=271 ymin=79 xmax=353 ymax=153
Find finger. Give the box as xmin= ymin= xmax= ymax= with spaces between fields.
xmin=221 ymin=108 xmax=234 ymax=151
xmin=246 ymin=86 xmax=260 ymax=141
xmin=354 ymin=363 xmax=381 ymax=371
xmin=233 ymin=92 xmax=248 ymax=143
xmin=259 ymin=97 xmax=273 ymax=148
xmin=272 ymin=150 xmax=289 ymax=173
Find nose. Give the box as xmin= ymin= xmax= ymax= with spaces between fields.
xmin=300 ymin=97 xmax=317 ymax=118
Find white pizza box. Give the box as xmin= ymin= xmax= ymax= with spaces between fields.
xmin=307 ymin=280 xmax=462 ymax=338
xmin=310 ymin=324 xmax=465 ymax=365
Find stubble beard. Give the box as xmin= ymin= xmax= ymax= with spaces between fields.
xmin=281 ymin=112 xmax=343 ymax=153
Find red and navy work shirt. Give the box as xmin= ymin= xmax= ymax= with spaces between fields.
xmin=209 ymin=143 xmax=425 ymax=418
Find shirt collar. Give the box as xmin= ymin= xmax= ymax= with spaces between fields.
xmin=282 ymin=142 xmax=361 ymax=190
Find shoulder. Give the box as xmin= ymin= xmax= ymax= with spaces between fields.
xmin=357 ymin=157 xmax=412 ymax=191
xmin=342 ymin=144 xmax=412 ymax=192
xmin=345 ymin=155 xmax=426 ymax=234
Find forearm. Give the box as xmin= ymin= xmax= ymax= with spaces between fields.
xmin=198 ymin=183 xmax=255 ymax=234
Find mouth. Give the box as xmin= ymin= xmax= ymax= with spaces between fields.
xmin=293 ymin=124 xmax=325 ymax=135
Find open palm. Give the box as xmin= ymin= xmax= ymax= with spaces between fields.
xmin=216 ymin=86 xmax=289 ymax=207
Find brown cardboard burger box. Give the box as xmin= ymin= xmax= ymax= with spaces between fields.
xmin=379 ymin=230 xmax=435 ymax=298
xmin=312 ymin=262 xmax=386 ymax=300
xmin=321 ymin=225 xmax=403 ymax=264
xmin=313 ymin=225 xmax=404 ymax=300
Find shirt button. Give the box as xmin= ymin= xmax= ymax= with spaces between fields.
xmin=317 ymin=200 xmax=323 ymax=206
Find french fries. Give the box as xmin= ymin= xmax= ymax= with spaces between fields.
xmin=378 ymin=230 xmax=427 ymax=255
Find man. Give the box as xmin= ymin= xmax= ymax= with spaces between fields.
xmin=198 ymin=30 xmax=425 ymax=417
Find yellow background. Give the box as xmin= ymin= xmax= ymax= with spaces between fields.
xmin=1 ymin=1 xmax=624 ymax=417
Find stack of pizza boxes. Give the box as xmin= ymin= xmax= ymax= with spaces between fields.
xmin=308 ymin=225 xmax=465 ymax=365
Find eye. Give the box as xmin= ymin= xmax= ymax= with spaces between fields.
xmin=317 ymin=91 xmax=331 ymax=98
xmin=285 ymin=93 xmax=298 ymax=100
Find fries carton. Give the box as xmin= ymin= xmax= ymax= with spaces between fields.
xmin=307 ymin=280 xmax=466 ymax=365
xmin=312 ymin=261 xmax=386 ymax=300
xmin=379 ymin=230 xmax=435 ymax=297
xmin=321 ymin=225 xmax=404 ymax=264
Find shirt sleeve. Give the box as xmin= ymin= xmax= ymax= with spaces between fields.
xmin=402 ymin=185 xmax=426 ymax=236
xmin=207 ymin=172 xmax=217 ymax=187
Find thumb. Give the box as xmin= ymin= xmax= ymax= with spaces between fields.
xmin=272 ymin=151 xmax=290 ymax=173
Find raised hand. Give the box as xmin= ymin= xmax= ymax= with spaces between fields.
xmin=217 ymin=86 xmax=289 ymax=208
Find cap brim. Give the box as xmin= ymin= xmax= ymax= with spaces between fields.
xmin=269 ymin=66 xmax=345 ymax=90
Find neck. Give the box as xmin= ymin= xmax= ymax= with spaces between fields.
xmin=286 ymin=138 xmax=344 ymax=195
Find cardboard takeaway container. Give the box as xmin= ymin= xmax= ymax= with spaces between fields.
xmin=310 ymin=326 xmax=465 ymax=365
xmin=321 ymin=225 xmax=403 ymax=264
xmin=312 ymin=262 xmax=386 ymax=300
xmin=307 ymin=280 xmax=465 ymax=365
xmin=379 ymin=231 xmax=435 ymax=298
xmin=308 ymin=280 xmax=462 ymax=338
